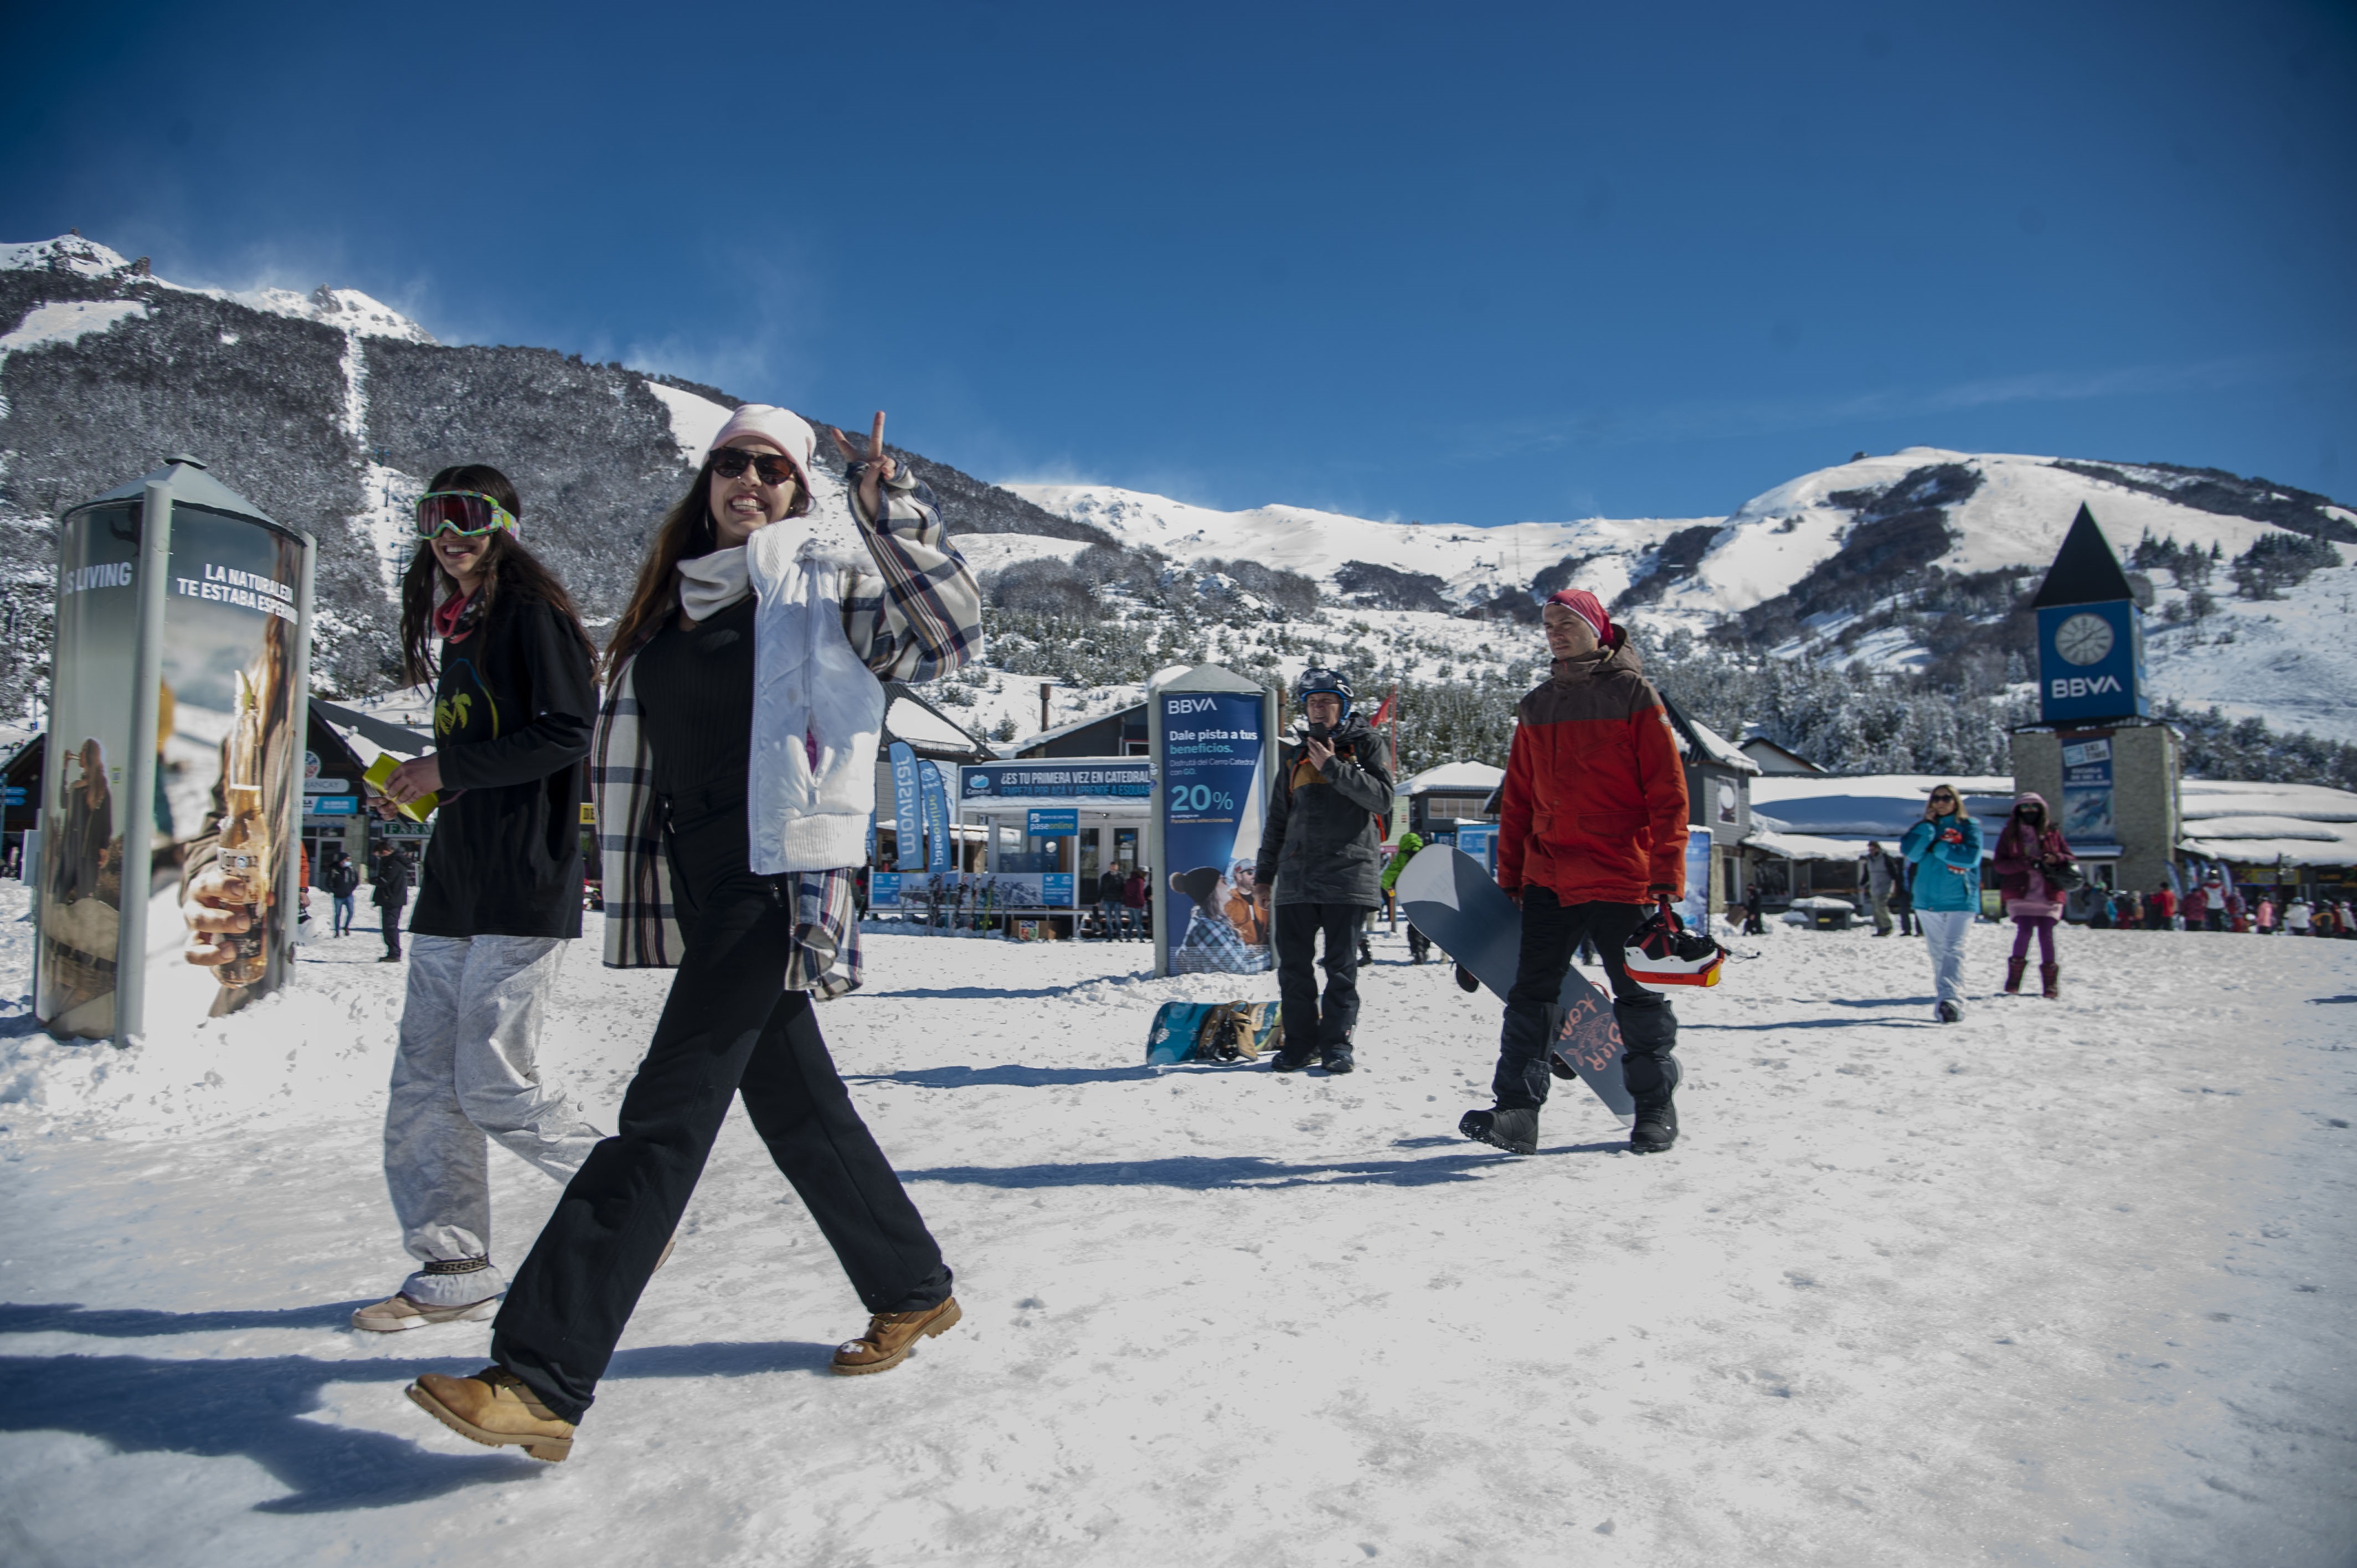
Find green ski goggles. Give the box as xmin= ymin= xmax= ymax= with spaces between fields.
xmin=414 ymin=491 xmax=520 ymax=539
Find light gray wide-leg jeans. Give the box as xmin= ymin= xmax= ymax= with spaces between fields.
xmin=1917 ymin=911 xmax=1972 ymax=1012
xmin=384 ymin=933 xmax=606 ymax=1306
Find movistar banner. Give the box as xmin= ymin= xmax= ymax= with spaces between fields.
xmin=918 ymin=759 xmax=953 ymax=873
xmin=889 ymin=741 xmax=923 ymax=871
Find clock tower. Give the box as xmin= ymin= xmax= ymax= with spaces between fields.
xmin=2011 ymin=503 xmax=2179 ymax=903
xmin=2032 ymin=503 xmax=2150 ymax=726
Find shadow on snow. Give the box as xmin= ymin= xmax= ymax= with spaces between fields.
xmin=899 ymin=1144 xmax=1621 ymax=1190
xmin=0 ymin=1323 xmax=832 ymax=1514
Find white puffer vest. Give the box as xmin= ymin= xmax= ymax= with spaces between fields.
xmin=746 ymin=524 xmax=887 ymax=873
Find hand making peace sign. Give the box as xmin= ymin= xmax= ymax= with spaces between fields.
xmin=827 ymin=411 xmax=896 ymax=521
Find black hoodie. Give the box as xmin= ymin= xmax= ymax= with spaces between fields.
xmin=409 ymin=594 xmax=595 ymax=940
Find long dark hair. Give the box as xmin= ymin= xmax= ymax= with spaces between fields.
xmin=399 ymin=464 xmax=596 ymax=685
xmin=603 ymin=447 xmax=810 ymax=681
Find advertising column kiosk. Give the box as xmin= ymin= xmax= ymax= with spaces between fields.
xmin=34 ymin=457 xmax=316 ymax=1043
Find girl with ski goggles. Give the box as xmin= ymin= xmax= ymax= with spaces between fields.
xmin=414 ymin=491 xmax=522 ymax=539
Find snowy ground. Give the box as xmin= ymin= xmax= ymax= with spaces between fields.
xmin=2 ymin=884 xmax=2353 ymax=1567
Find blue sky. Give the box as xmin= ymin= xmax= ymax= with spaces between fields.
xmin=6 ymin=1 xmax=2353 ymax=524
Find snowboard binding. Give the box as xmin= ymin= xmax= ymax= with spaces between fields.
xmin=1622 ymin=898 xmax=1727 ymax=988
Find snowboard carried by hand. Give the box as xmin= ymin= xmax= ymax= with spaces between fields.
xmin=1395 ymin=845 xmax=1635 ymax=1127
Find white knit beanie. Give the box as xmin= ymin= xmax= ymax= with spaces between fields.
xmin=708 ymin=404 xmax=818 ymax=504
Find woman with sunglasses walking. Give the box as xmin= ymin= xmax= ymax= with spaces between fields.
xmin=352 ymin=466 xmax=608 ymax=1333
xmin=403 ymin=407 xmax=981 ymax=1463
xmin=1899 ymin=783 xmax=1983 ymax=1023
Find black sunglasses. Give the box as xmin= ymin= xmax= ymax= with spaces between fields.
xmin=709 ymin=448 xmax=800 ymax=485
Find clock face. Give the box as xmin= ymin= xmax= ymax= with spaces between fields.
xmin=2055 ymin=612 xmax=2115 ymax=667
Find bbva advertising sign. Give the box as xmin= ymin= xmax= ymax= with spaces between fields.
xmin=2035 ymin=600 xmax=2149 ymax=725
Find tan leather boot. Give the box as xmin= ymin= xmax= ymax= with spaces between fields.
xmin=2004 ymin=956 xmax=2026 ymax=993
xmin=831 ymin=1297 xmax=963 ymax=1375
xmin=408 ymin=1366 xmax=574 ymax=1462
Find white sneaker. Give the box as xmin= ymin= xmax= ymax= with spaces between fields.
xmin=352 ymin=1292 xmax=500 ymax=1333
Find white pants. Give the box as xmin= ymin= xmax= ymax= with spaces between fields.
xmin=383 ymin=934 xmax=605 ymax=1306
xmin=1918 ymin=911 xmax=1971 ymax=1008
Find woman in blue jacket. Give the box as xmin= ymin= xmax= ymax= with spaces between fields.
xmin=1900 ymin=782 xmax=1983 ymax=1023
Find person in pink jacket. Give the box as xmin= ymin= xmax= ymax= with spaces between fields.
xmin=1993 ymin=792 xmax=2073 ymax=999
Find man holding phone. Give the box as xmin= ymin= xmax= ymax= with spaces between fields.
xmin=1255 ymin=669 xmax=1394 ymax=1075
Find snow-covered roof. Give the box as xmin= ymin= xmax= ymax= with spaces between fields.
xmin=2179 ymin=778 xmax=2357 ymax=866
xmin=1023 ymin=699 xmax=1146 ymax=750
xmin=1407 ymin=761 xmax=1506 ymax=795
xmin=1738 ymin=734 xmax=1825 ymax=774
xmin=885 ymin=694 xmax=987 ymax=756
xmin=1742 ymin=828 xmax=1862 ymax=863
xmin=1748 ymin=773 xmax=2015 ymax=839
xmin=1663 ymin=704 xmax=1759 ymax=775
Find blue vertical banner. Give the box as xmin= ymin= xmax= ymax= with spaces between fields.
xmin=1160 ymin=688 xmax=1273 ymax=974
xmin=918 ymin=759 xmax=953 ymax=873
xmin=889 ymin=741 xmax=923 ymax=871
xmin=1682 ymin=828 xmax=1711 ymax=931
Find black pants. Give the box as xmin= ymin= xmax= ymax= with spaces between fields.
xmin=378 ymin=901 xmax=404 ymax=959
xmin=492 ymin=791 xmax=950 ymax=1422
xmin=1274 ymin=901 xmax=1368 ymax=1051
xmin=1494 ymin=889 xmax=1665 ymax=1112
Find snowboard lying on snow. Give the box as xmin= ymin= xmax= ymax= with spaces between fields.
xmin=1395 ymin=844 xmax=1635 ymax=1127
xmin=1146 ymin=1000 xmax=1280 ymax=1065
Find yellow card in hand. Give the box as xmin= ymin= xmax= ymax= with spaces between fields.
xmin=364 ymin=754 xmax=438 ymax=822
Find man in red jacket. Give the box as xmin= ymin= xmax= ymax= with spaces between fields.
xmin=1461 ymin=589 xmax=1690 ymax=1156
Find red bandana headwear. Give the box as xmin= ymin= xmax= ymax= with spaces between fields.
xmin=1546 ymin=588 xmax=1613 ymax=645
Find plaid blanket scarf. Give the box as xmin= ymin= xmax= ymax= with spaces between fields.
xmin=593 ymin=462 xmax=981 ymax=999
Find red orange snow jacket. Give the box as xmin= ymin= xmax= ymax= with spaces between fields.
xmin=1496 ymin=632 xmax=1690 ymax=906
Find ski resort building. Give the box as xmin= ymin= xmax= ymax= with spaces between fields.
xmin=1014 ymin=700 xmax=1152 ymax=759
xmin=2177 ymin=778 xmax=2357 ymax=904
xmin=1406 ymin=761 xmax=1505 ymax=842
xmin=1742 ymin=775 xmax=2018 ymax=913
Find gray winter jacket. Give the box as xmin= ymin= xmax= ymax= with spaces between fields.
xmin=1255 ymin=714 xmax=1395 ymax=908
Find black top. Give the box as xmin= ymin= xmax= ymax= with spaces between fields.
xmin=409 ymin=594 xmax=595 ymax=940
xmin=632 ymin=596 xmax=756 ymax=805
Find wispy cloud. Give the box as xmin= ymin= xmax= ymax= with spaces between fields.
xmin=614 ymin=244 xmax=822 ymax=406
xmin=1460 ymin=350 xmax=2328 ymax=462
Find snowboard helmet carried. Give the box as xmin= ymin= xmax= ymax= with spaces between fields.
xmin=1295 ymin=668 xmax=1353 ymax=717
xmin=1623 ymin=898 xmax=1726 ymax=988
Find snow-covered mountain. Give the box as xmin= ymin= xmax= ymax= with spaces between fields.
xmin=4 ymin=231 xmax=2352 ymax=757
xmin=0 ymin=234 xmax=1092 ymax=728
xmin=1006 ymin=449 xmax=2357 ymax=744
xmin=1005 ymin=484 xmax=1710 ymax=614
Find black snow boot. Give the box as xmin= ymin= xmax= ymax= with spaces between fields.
xmin=1454 ymin=963 xmax=1480 ymax=994
xmin=1270 ymin=1041 xmax=1318 ymax=1073
xmin=1320 ymin=1042 xmax=1356 ymax=1074
xmin=1460 ymin=1106 xmax=1538 ymax=1155
xmin=1615 ymin=996 xmax=1681 ymax=1154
